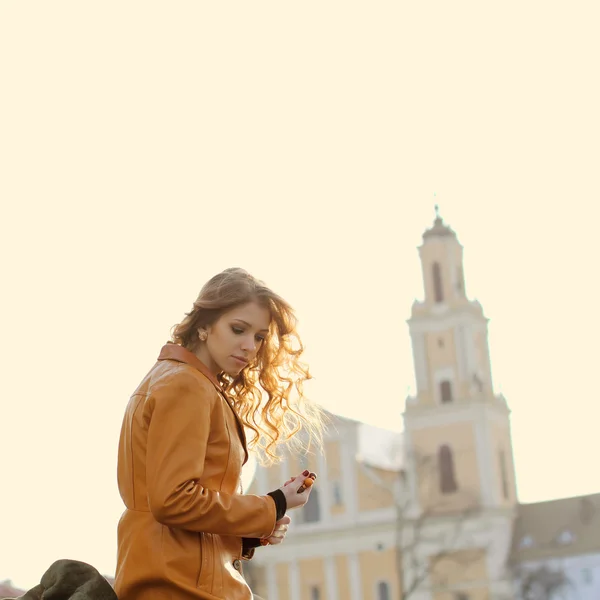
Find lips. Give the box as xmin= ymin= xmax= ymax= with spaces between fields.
xmin=232 ymin=356 xmax=248 ymax=367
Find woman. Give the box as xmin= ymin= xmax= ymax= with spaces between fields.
xmin=115 ymin=268 xmax=324 ymax=600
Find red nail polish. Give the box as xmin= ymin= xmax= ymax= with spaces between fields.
xmin=303 ymin=470 xmax=309 ymax=476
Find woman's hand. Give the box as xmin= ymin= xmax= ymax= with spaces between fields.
xmin=263 ymin=515 xmax=291 ymax=545
xmin=278 ymin=470 xmax=317 ymax=510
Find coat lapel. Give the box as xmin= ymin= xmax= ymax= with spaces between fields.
xmin=157 ymin=343 xmax=249 ymax=464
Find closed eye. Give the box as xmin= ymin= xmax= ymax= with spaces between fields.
xmin=232 ymin=326 xmax=244 ymax=335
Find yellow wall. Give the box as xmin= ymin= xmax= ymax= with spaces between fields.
xmin=299 ymin=558 xmax=326 ymax=600
xmin=412 ymin=422 xmax=481 ymax=513
xmin=425 ymin=329 xmax=460 ymax=403
xmin=434 ymin=588 xmax=490 ymax=600
xmin=357 ymin=464 xmax=396 ymax=512
xmin=426 ymin=329 xmax=458 ymax=374
xmin=276 ymin=563 xmax=290 ymax=600
xmin=359 ymin=548 xmax=399 ymax=600
xmin=491 ymin=421 xmax=517 ymax=507
xmin=430 ymin=549 xmax=489 ymax=600
xmin=419 ymin=239 xmax=465 ymax=309
xmin=335 ymin=555 xmax=351 ymax=600
xmin=326 ymin=440 xmax=346 ymax=515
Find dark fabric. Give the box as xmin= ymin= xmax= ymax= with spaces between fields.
xmin=241 ymin=491 xmax=287 ymax=561
xmin=267 ymin=489 xmax=287 ymax=521
xmin=6 ymin=560 xmax=117 ymax=600
xmin=241 ymin=537 xmax=260 ymax=560
xmin=242 ymin=537 xmax=262 ymax=551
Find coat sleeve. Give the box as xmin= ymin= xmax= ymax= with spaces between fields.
xmin=144 ymin=369 xmax=277 ymax=538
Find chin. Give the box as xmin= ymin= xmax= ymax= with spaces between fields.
xmin=221 ymin=365 xmax=244 ymax=378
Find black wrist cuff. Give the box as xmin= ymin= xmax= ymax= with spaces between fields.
xmin=267 ymin=489 xmax=287 ymax=521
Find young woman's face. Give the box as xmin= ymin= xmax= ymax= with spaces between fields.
xmin=198 ymin=301 xmax=271 ymax=376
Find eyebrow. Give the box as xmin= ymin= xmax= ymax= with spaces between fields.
xmin=233 ymin=319 xmax=269 ymax=333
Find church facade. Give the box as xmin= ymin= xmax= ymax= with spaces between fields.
xmin=244 ymin=213 xmax=600 ymax=600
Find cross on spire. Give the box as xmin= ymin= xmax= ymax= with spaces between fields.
xmin=433 ymin=193 xmax=442 ymax=221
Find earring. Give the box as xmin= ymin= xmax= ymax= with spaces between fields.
xmin=198 ymin=330 xmax=208 ymax=342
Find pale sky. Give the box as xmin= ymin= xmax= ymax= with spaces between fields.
xmin=1 ymin=0 xmax=599 ymax=591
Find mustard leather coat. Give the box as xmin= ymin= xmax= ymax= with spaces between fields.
xmin=115 ymin=343 xmax=277 ymax=600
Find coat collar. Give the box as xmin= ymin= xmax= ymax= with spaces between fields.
xmin=158 ymin=342 xmax=221 ymax=388
xmin=157 ymin=343 xmax=249 ymax=464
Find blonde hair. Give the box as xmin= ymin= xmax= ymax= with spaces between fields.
xmin=171 ymin=267 xmax=325 ymax=464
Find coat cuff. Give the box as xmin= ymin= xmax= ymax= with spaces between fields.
xmin=242 ymin=537 xmax=261 ymax=560
xmin=267 ymin=489 xmax=287 ymax=521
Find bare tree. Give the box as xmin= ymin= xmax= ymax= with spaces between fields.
xmin=511 ymin=566 xmax=572 ymax=600
xmin=359 ymin=447 xmax=487 ymax=600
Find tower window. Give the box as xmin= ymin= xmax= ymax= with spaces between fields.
xmin=582 ymin=568 xmax=593 ymax=584
xmin=310 ymin=586 xmax=321 ymax=600
xmin=455 ymin=593 xmax=469 ymax=600
xmin=519 ymin=535 xmax=534 ymax=549
xmin=439 ymin=445 xmax=458 ymax=494
xmin=440 ymin=380 xmax=453 ymax=403
xmin=332 ymin=481 xmax=343 ymax=505
xmin=557 ymin=530 xmax=575 ymax=545
xmin=499 ymin=450 xmax=509 ymax=499
xmin=377 ymin=581 xmax=390 ymax=600
xmin=438 ymin=337 xmax=444 ymax=348
xmin=432 ymin=262 xmax=444 ymax=303
xmin=303 ymin=487 xmax=320 ymax=523
xmin=456 ymin=267 xmax=465 ymax=295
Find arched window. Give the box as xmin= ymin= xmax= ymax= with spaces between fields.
xmin=303 ymin=487 xmax=320 ymax=523
xmin=456 ymin=267 xmax=465 ymax=295
xmin=499 ymin=450 xmax=509 ymax=499
xmin=440 ymin=380 xmax=453 ymax=403
xmin=310 ymin=585 xmax=321 ymax=600
xmin=557 ymin=530 xmax=575 ymax=545
xmin=439 ymin=445 xmax=457 ymax=494
xmin=377 ymin=581 xmax=390 ymax=600
xmin=432 ymin=262 xmax=444 ymax=303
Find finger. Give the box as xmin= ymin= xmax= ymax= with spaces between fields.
xmin=267 ymin=536 xmax=283 ymax=545
xmin=297 ymin=475 xmax=316 ymax=494
xmin=295 ymin=473 xmax=309 ymax=493
xmin=276 ymin=515 xmax=292 ymax=526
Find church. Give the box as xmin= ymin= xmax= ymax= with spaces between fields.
xmin=244 ymin=212 xmax=600 ymax=600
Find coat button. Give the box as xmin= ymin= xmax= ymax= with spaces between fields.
xmin=233 ymin=559 xmax=242 ymax=571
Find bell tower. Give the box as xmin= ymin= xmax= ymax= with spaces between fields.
xmin=399 ymin=209 xmax=519 ymax=600
xmin=403 ymin=207 xmax=517 ymax=513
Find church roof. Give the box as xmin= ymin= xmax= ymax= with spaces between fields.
xmin=356 ymin=423 xmax=404 ymax=472
xmin=511 ymin=493 xmax=600 ymax=562
xmin=422 ymin=206 xmax=457 ymax=240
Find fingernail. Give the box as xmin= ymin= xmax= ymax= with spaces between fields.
xmin=309 ymin=472 xmax=316 ymax=479
xmin=303 ymin=470 xmax=309 ymax=476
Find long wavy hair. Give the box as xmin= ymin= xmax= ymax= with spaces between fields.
xmin=171 ymin=267 xmax=325 ymax=464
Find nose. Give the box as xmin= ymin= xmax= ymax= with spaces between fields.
xmin=240 ymin=334 xmax=257 ymax=354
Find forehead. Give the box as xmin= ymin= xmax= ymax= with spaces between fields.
xmin=222 ymin=301 xmax=271 ymax=329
